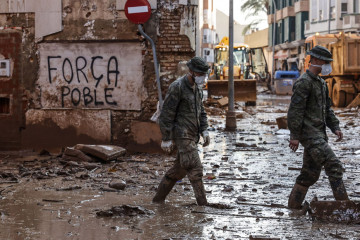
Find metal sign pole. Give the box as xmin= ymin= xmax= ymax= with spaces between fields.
xmin=137 ymin=24 xmax=163 ymax=108
xmin=271 ymin=0 xmax=276 ymax=89
xmin=225 ymin=0 xmax=236 ymax=131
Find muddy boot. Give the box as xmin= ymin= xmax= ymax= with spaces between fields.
xmin=330 ymin=179 xmax=349 ymax=201
xmin=288 ymin=183 xmax=309 ymax=209
xmin=152 ymin=176 xmax=177 ymax=203
xmin=190 ymin=180 xmax=208 ymax=206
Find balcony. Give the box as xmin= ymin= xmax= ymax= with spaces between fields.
xmin=294 ymin=0 xmax=309 ymax=13
xmin=342 ymin=14 xmax=360 ymax=31
xmin=276 ymin=9 xmax=283 ymax=21
xmin=283 ymin=6 xmax=295 ymax=18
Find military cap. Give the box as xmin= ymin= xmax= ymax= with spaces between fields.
xmin=186 ymin=56 xmax=210 ymax=73
xmin=306 ymin=45 xmax=333 ymax=62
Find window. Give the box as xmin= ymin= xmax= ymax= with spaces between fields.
xmin=330 ymin=6 xmax=336 ymax=18
xmin=355 ymin=0 xmax=359 ymax=13
xmin=311 ymin=1 xmax=318 ymax=21
xmin=341 ymin=2 xmax=348 ymax=17
xmin=0 ymin=97 xmax=10 ymax=114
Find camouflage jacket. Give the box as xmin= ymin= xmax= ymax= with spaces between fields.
xmin=287 ymin=70 xmax=340 ymax=141
xmin=159 ymin=75 xmax=208 ymax=142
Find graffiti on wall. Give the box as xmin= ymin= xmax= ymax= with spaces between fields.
xmin=38 ymin=43 xmax=143 ymax=110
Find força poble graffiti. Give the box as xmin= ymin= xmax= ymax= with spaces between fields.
xmin=47 ymin=55 xmax=119 ymax=107
xmin=39 ymin=43 xmax=143 ymax=111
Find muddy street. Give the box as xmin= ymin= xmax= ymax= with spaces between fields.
xmin=1 ymin=93 xmax=360 ymax=240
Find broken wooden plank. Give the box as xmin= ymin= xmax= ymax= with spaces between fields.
xmin=191 ymin=210 xmax=297 ymax=221
xmin=42 ymin=199 xmax=64 ymax=203
xmin=217 ymin=97 xmax=229 ymax=107
xmin=276 ymin=116 xmax=287 ymax=129
xmin=346 ymin=93 xmax=360 ymax=109
xmin=249 ymin=235 xmax=281 ymax=240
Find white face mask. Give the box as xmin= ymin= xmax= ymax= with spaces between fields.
xmin=312 ymin=63 xmax=332 ymax=75
xmin=194 ymin=75 xmax=208 ymax=86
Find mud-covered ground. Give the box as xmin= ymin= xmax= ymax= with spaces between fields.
xmin=1 ymin=93 xmax=360 ymax=240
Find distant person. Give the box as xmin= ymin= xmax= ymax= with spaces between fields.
xmin=153 ymin=57 xmax=210 ymax=206
xmin=287 ymin=45 xmax=349 ymax=209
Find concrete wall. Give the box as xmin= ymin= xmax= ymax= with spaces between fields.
xmin=0 ymin=0 xmax=198 ymax=152
xmin=216 ymin=9 xmax=245 ymax=44
xmin=244 ymin=29 xmax=268 ymax=48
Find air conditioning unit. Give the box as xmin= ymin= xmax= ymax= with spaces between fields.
xmin=0 ymin=60 xmax=10 ymax=77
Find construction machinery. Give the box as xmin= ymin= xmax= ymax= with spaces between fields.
xmin=304 ymin=33 xmax=360 ymax=107
xmin=207 ymin=37 xmax=269 ymax=103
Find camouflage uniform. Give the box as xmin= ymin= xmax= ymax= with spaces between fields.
xmin=287 ymin=70 xmax=344 ymax=187
xmin=159 ymin=75 xmax=208 ymax=182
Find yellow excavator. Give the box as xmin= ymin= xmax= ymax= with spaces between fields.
xmin=207 ymin=37 xmax=269 ymax=104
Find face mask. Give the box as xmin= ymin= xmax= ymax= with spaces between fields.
xmin=194 ymin=75 xmax=208 ymax=86
xmin=312 ymin=63 xmax=332 ymax=75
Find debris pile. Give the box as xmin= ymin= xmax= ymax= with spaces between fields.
xmin=310 ymin=199 xmax=360 ymax=223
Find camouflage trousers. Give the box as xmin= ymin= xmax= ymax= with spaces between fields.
xmin=296 ymin=138 xmax=345 ymax=187
xmin=165 ymin=139 xmax=203 ymax=182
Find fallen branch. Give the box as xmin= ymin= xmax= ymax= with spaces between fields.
xmin=42 ymin=199 xmax=64 ymax=203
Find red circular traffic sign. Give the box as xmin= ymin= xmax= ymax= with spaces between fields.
xmin=125 ymin=0 xmax=151 ymax=24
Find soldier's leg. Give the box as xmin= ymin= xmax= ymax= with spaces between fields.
xmin=321 ymin=142 xmax=348 ymax=200
xmin=177 ymin=139 xmax=207 ymax=206
xmin=296 ymin=146 xmax=323 ymax=187
xmin=288 ymin=148 xmax=320 ymax=208
xmin=153 ymin=151 xmax=187 ymax=203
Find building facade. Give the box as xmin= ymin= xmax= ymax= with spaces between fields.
xmin=268 ymin=0 xmax=309 ymax=72
xmin=0 ymin=0 xmax=199 ymax=151
xmin=198 ymin=0 xmax=247 ymax=64
xmin=200 ymin=0 xmax=217 ymax=63
xmin=305 ymin=0 xmax=360 ymax=36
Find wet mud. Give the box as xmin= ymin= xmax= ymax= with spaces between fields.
xmin=1 ymin=93 xmax=360 ymax=239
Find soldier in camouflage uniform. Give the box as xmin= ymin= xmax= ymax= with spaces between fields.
xmin=153 ymin=57 xmax=210 ymax=206
xmin=287 ymin=45 xmax=349 ymax=209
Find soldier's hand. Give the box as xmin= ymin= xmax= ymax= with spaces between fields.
xmin=161 ymin=140 xmax=174 ymax=153
xmin=202 ymin=131 xmax=210 ymax=147
xmin=289 ymin=139 xmax=299 ymax=152
xmin=335 ymin=130 xmax=343 ymax=142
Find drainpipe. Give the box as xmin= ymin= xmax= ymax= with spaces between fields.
xmin=138 ymin=24 xmax=163 ymax=108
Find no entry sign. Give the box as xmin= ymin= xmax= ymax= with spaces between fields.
xmin=125 ymin=0 xmax=151 ymax=24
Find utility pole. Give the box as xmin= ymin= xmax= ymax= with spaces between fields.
xmin=226 ymin=0 xmax=236 ymax=131
xmin=328 ymin=0 xmax=331 ymax=34
xmin=271 ymin=0 xmax=276 ymax=88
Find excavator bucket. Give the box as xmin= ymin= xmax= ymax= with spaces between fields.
xmin=207 ymin=79 xmax=256 ymax=102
